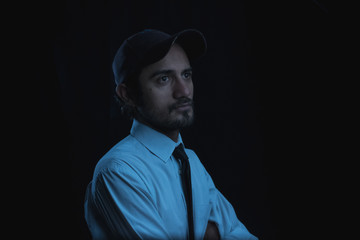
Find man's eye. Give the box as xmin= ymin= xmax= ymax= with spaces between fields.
xmin=158 ymin=75 xmax=169 ymax=83
xmin=183 ymin=72 xmax=192 ymax=79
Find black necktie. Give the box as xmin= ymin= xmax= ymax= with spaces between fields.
xmin=173 ymin=144 xmax=194 ymax=240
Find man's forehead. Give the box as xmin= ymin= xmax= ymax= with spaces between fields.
xmin=156 ymin=44 xmax=190 ymax=65
xmin=141 ymin=44 xmax=191 ymax=76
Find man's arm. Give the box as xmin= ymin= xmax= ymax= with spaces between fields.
xmin=86 ymin=162 xmax=172 ymax=239
xmin=209 ymin=189 xmax=258 ymax=240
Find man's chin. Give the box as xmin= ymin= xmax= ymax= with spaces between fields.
xmin=176 ymin=111 xmax=194 ymax=128
xmin=137 ymin=108 xmax=194 ymax=132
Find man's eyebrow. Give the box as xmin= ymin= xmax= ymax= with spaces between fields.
xmin=149 ymin=67 xmax=193 ymax=79
xmin=183 ymin=67 xmax=193 ymax=73
xmin=149 ymin=69 xmax=174 ymax=79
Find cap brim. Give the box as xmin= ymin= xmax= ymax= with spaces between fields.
xmin=172 ymin=29 xmax=207 ymax=63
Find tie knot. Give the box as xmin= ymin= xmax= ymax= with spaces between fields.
xmin=173 ymin=144 xmax=188 ymax=161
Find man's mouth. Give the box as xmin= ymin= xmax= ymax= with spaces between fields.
xmin=175 ymin=103 xmax=192 ymax=111
xmin=169 ymin=99 xmax=193 ymax=113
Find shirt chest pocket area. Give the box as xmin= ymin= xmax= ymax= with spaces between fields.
xmin=159 ymin=202 xmax=188 ymax=238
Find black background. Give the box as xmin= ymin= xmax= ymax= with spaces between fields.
xmin=18 ymin=0 xmax=349 ymax=239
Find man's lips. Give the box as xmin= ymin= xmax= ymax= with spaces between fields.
xmin=169 ymin=99 xmax=193 ymax=113
xmin=174 ymin=102 xmax=192 ymax=110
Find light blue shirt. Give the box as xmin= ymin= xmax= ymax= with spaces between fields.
xmin=84 ymin=119 xmax=258 ymax=240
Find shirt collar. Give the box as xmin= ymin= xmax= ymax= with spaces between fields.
xmin=130 ymin=119 xmax=183 ymax=163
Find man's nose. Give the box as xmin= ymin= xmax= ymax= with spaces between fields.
xmin=173 ymin=76 xmax=192 ymax=99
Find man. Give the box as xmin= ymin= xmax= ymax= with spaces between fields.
xmin=84 ymin=29 xmax=258 ymax=240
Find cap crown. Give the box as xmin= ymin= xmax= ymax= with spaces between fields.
xmin=112 ymin=29 xmax=207 ymax=85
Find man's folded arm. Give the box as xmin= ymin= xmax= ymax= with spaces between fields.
xmin=88 ymin=162 xmax=172 ymax=240
xmin=209 ymin=189 xmax=258 ymax=240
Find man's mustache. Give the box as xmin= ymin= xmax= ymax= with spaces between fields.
xmin=169 ymin=98 xmax=194 ymax=113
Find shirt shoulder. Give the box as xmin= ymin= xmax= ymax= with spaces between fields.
xmin=93 ymin=135 xmax=147 ymax=178
xmin=185 ymin=147 xmax=216 ymax=187
xmin=184 ymin=148 xmax=198 ymax=161
xmin=184 ymin=148 xmax=205 ymax=171
xmin=90 ymin=135 xmax=153 ymax=195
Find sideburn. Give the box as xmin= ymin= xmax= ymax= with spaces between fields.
xmin=125 ymin=70 xmax=146 ymax=108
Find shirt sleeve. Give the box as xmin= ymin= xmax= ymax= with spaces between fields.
xmin=208 ymin=189 xmax=258 ymax=240
xmin=88 ymin=161 xmax=173 ymax=240
xmin=201 ymin=165 xmax=257 ymax=240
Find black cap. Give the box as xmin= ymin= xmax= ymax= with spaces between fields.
xmin=112 ymin=29 xmax=207 ymax=85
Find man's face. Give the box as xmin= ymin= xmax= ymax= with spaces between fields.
xmin=136 ymin=43 xmax=194 ymax=132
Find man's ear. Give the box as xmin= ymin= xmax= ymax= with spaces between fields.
xmin=116 ymin=83 xmax=135 ymax=106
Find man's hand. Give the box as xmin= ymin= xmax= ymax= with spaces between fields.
xmin=204 ymin=221 xmax=220 ymax=240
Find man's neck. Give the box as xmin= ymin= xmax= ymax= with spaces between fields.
xmin=162 ymin=130 xmax=179 ymax=143
xmin=136 ymin=119 xmax=180 ymax=142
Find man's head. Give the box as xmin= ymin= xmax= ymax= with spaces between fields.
xmin=113 ymin=29 xmax=206 ymax=133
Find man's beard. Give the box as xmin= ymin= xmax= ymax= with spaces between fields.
xmin=135 ymin=98 xmax=194 ymax=132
